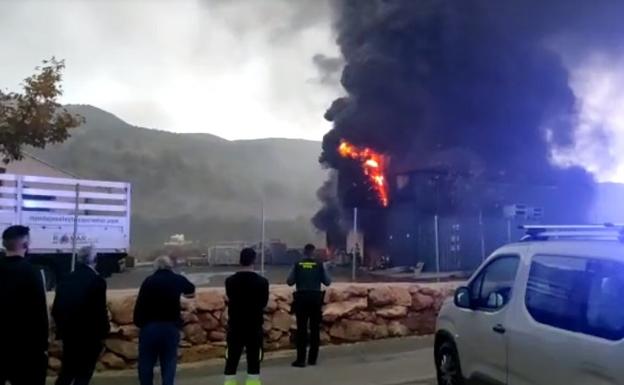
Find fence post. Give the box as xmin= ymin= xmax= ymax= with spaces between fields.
xmin=434 ymin=214 xmax=440 ymax=282
xmin=16 ymin=176 xmax=23 ymax=224
xmin=71 ymin=183 xmax=80 ymax=272
xmin=479 ymin=210 xmax=486 ymax=262
xmin=352 ymin=207 xmax=358 ymax=282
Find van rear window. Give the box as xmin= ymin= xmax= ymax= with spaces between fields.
xmin=526 ymin=255 xmax=624 ymax=341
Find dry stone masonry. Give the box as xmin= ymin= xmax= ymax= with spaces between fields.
xmin=47 ymin=283 xmax=456 ymax=374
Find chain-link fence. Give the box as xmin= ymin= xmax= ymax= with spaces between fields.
xmin=111 ymin=209 xmax=533 ymax=289
xmin=384 ymin=214 xmax=529 ymax=276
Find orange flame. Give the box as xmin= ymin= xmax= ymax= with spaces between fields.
xmin=338 ymin=140 xmax=389 ymax=207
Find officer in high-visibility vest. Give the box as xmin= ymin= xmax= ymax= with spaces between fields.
xmin=287 ymin=244 xmax=331 ymax=368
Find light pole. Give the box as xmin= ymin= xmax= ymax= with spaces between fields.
xmin=261 ymin=200 xmax=266 ymax=275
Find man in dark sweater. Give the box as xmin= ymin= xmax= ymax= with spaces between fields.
xmin=134 ymin=256 xmax=195 ymax=385
xmin=0 ymin=225 xmax=49 ymax=385
xmin=224 ymin=248 xmax=269 ymax=385
xmin=52 ymin=245 xmax=110 ymax=385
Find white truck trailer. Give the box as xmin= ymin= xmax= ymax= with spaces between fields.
xmin=0 ymin=173 xmax=131 ymax=288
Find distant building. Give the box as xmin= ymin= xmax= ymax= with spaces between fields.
xmin=164 ymin=234 xmax=192 ymax=247
xmin=1 ymin=152 xmax=75 ymax=179
xmin=332 ymin=163 xmax=599 ymax=272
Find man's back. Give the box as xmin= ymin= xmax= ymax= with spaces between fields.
xmin=0 ymin=256 xmax=49 ymax=353
xmin=52 ymin=264 xmax=109 ymax=341
xmin=134 ymin=269 xmax=195 ymax=328
xmin=287 ymin=258 xmax=332 ymax=292
xmin=226 ymin=271 xmax=269 ymax=330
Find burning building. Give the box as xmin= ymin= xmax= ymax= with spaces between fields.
xmin=313 ymin=0 xmax=621 ymax=271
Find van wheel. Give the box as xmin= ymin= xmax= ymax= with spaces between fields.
xmin=435 ymin=340 xmax=464 ymax=385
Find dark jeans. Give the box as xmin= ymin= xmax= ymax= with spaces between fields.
xmin=138 ymin=322 xmax=180 ymax=385
xmin=224 ymin=328 xmax=263 ymax=375
xmin=56 ymin=339 xmax=103 ymax=385
xmin=293 ymin=291 xmax=323 ymax=364
xmin=0 ymin=350 xmax=47 ymax=385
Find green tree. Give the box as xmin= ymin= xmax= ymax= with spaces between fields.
xmin=0 ymin=58 xmax=83 ymax=162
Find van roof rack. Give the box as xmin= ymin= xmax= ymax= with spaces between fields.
xmin=520 ymin=224 xmax=624 ymax=242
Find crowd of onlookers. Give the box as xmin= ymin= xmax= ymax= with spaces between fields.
xmin=0 ymin=225 xmax=331 ymax=385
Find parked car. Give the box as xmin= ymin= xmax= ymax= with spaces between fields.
xmin=435 ymin=225 xmax=624 ymax=385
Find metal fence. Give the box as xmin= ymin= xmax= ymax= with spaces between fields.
xmin=247 ymin=214 xmax=530 ymax=280
xmin=387 ymin=214 xmax=529 ymax=275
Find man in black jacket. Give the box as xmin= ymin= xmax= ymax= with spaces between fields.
xmin=0 ymin=225 xmax=49 ymax=385
xmin=52 ymin=245 xmax=110 ymax=385
xmin=134 ymin=256 xmax=195 ymax=385
xmin=224 ymin=248 xmax=269 ymax=385
xmin=287 ymin=243 xmax=331 ymax=368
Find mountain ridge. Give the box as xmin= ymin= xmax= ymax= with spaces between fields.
xmin=30 ymin=105 xmax=327 ymax=253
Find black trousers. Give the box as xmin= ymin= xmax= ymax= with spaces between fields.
xmin=224 ymin=328 xmax=263 ymax=375
xmin=55 ymin=339 xmax=103 ymax=385
xmin=0 ymin=350 xmax=48 ymax=385
xmin=293 ymin=291 xmax=323 ymax=364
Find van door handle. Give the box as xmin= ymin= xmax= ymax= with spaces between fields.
xmin=492 ymin=324 xmax=506 ymax=334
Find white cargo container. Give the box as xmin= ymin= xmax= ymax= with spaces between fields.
xmin=0 ymin=173 xmax=131 ymax=287
xmin=208 ymin=241 xmax=247 ymax=265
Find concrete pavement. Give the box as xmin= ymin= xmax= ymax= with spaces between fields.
xmin=87 ymin=337 xmax=436 ymax=385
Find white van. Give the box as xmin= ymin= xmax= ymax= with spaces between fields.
xmin=435 ymin=225 xmax=624 ymax=385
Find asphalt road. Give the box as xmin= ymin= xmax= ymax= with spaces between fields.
xmin=86 ymin=337 xmax=436 ymax=385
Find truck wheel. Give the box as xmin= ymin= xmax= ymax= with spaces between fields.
xmin=435 ymin=340 xmax=464 ymax=385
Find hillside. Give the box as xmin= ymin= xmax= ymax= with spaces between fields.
xmin=31 ymin=105 xmax=327 ymax=252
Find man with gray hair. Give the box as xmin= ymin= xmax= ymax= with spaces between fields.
xmin=77 ymin=245 xmax=98 ymax=265
xmin=52 ymin=245 xmax=109 ymax=385
xmin=134 ymin=255 xmax=195 ymax=385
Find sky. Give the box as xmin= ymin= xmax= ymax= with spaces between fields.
xmin=0 ymin=0 xmax=342 ymax=141
xmin=2 ymin=0 xmax=624 ymax=182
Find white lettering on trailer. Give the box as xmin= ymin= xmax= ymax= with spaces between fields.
xmin=25 ymin=214 xmax=124 ymax=225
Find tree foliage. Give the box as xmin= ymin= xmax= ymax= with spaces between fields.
xmin=0 ymin=58 xmax=83 ymax=163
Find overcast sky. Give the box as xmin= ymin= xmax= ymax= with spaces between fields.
xmin=0 ymin=0 xmax=342 ymax=140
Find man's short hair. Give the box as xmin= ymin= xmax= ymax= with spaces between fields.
xmin=304 ymin=243 xmax=315 ymax=255
xmin=240 ymin=247 xmax=256 ymax=267
xmin=77 ymin=245 xmax=97 ymax=265
xmin=154 ymin=255 xmax=174 ymax=271
xmin=2 ymin=225 xmax=29 ymax=251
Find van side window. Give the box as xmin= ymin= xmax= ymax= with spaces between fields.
xmin=526 ymin=255 xmax=624 ymax=341
xmin=585 ymin=260 xmax=624 ymax=340
xmin=470 ymin=255 xmax=520 ymax=311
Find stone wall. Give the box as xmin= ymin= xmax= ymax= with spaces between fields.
xmin=47 ymin=283 xmax=457 ymax=373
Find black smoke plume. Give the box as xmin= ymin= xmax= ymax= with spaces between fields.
xmin=314 ymin=0 xmax=624 ymax=232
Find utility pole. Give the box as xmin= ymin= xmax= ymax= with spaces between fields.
xmin=261 ymin=200 xmax=266 ymax=276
